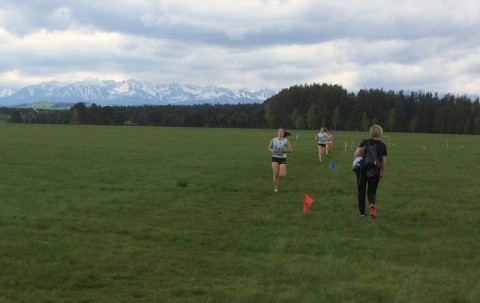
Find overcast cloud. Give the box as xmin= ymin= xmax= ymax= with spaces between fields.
xmin=1 ymin=0 xmax=479 ymax=94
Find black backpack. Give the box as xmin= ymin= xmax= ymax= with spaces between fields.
xmin=361 ymin=140 xmax=381 ymax=177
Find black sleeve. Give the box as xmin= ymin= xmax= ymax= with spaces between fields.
xmin=379 ymin=141 xmax=387 ymax=157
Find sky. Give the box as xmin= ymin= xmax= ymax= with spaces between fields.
xmin=1 ymin=0 xmax=479 ymax=94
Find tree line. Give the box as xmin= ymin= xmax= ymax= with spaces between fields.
xmin=2 ymin=83 xmax=480 ymax=134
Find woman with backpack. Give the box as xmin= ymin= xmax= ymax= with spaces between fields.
xmin=353 ymin=125 xmax=388 ymax=218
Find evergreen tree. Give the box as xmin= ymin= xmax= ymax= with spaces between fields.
xmin=361 ymin=111 xmax=370 ymax=131
xmin=332 ymin=107 xmax=340 ymax=130
xmin=306 ymin=104 xmax=318 ymax=130
xmin=387 ymin=108 xmax=396 ymax=132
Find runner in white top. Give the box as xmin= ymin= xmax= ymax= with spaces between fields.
xmin=325 ymin=129 xmax=333 ymax=155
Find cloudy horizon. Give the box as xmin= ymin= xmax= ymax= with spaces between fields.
xmin=1 ymin=0 xmax=479 ymax=95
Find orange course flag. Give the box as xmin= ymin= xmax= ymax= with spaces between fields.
xmin=303 ymin=194 xmax=314 ymax=213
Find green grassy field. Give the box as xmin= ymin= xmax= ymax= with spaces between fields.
xmin=0 ymin=124 xmax=479 ymax=302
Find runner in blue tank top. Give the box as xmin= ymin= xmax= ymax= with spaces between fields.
xmin=314 ymin=127 xmax=327 ymax=162
xmin=267 ymin=128 xmax=293 ymax=192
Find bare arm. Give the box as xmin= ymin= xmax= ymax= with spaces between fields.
xmin=380 ymin=156 xmax=387 ymax=179
xmin=267 ymin=139 xmax=274 ymax=153
xmin=353 ymin=147 xmax=363 ymax=158
xmin=285 ymin=140 xmax=293 ymax=153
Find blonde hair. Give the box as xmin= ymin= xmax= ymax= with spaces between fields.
xmin=370 ymin=125 xmax=383 ymax=138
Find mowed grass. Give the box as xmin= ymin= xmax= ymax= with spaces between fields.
xmin=0 ymin=124 xmax=479 ymax=303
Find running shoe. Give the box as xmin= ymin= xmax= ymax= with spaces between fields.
xmin=370 ymin=205 xmax=377 ymax=218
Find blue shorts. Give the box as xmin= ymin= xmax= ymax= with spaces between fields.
xmin=272 ymin=157 xmax=287 ymax=164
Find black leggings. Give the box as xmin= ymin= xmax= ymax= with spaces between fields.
xmin=356 ymin=172 xmax=380 ymax=215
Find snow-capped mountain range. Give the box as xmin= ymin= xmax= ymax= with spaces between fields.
xmin=0 ymin=79 xmax=277 ymax=107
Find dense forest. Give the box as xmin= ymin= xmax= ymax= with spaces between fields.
xmin=2 ymin=83 xmax=480 ymax=134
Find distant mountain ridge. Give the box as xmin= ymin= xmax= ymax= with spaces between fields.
xmin=0 ymin=79 xmax=278 ymax=107
xmin=0 ymin=87 xmax=14 ymax=98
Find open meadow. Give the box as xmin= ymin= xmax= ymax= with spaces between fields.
xmin=0 ymin=124 xmax=479 ymax=302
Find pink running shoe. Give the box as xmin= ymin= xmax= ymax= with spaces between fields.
xmin=370 ymin=205 xmax=377 ymax=218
